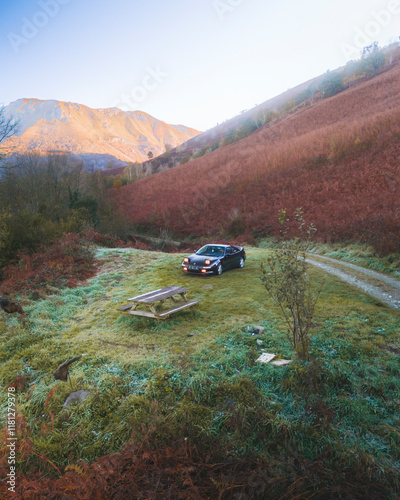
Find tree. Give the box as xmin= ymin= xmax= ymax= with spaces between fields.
xmin=0 ymin=211 xmax=11 ymax=269
xmin=0 ymin=106 xmax=19 ymax=163
xmin=357 ymin=42 xmax=386 ymax=77
xmin=147 ymin=151 xmax=154 ymax=160
xmin=320 ymin=71 xmax=346 ymax=98
xmin=164 ymin=143 xmax=172 ymax=153
xmin=253 ymin=109 xmax=279 ymax=129
xmin=123 ymin=162 xmax=144 ymax=182
xmin=0 ymin=152 xmax=106 ymax=266
xmin=260 ymin=209 xmax=323 ymax=357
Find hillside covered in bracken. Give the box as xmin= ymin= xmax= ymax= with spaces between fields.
xmin=112 ymin=51 xmax=400 ymax=254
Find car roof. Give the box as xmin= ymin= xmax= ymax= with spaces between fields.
xmin=201 ymin=244 xmax=230 ymax=248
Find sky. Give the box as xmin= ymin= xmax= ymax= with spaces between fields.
xmin=0 ymin=0 xmax=399 ymax=131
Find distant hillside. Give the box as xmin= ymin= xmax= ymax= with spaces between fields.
xmin=108 ymin=74 xmax=327 ymax=177
xmin=2 ymin=99 xmax=200 ymax=168
xmin=112 ymin=46 xmax=400 ymax=254
xmin=107 ymin=44 xmax=399 ymax=179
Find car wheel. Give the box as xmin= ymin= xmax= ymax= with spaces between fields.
xmin=215 ymin=263 xmax=223 ymax=275
xmin=238 ymin=258 xmax=245 ymax=268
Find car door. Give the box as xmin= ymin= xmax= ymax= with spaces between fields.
xmin=231 ymin=246 xmax=241 ymax=267
xmin=224 ymin=247 xmax=235 ymax=269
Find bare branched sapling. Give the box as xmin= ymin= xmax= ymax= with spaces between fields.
xmin=0 ymin=106 xmax=19 ymax=164
xmin=260 ymin=209 xmax=323 ymax=357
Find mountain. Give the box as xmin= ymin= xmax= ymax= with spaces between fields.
xmin=2 ymin=99 xmax=200 ymax=168
xmin=112 ymin=46 xmax=400 ymax=254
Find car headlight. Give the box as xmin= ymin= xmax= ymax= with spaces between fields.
xmin=184 ymin=258 xmax=189 ymax=263
xmin=205 ymin=259 xmax=211 ymax=265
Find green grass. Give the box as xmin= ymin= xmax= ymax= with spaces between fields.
xmin=1 ymin=246 xmax=399 ymax=496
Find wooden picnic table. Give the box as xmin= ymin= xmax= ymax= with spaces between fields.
xmin=117 ymin=286 xmax=199 ymax=319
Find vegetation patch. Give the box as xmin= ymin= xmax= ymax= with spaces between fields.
xmin=0 ymin=231 xmax=132 ymax=298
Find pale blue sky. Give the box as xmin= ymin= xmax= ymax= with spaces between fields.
xmin=1 ymin=0 xmax=399 ymax=130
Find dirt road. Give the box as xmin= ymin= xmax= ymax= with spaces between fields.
xmin=306 ymin=254 xmax=400 ymax=310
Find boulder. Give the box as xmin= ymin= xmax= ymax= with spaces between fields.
xmin=63 ymin=390 xmax=91 ymax=408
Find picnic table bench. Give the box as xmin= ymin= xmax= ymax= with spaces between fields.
xmin=117 ymin=286 xmax=199 ymax=319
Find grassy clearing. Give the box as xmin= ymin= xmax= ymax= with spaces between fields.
xmin=1 ymin=247 xmax=400 ymax=497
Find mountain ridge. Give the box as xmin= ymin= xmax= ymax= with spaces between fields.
xmin=2 ymin=98 xmax=201 ymax=167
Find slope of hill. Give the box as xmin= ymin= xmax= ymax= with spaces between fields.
xmin=110 ymin=72 xmax=327 ymax=177
xmin=111 ymin=44 xmax=397 ymax=178
xmin=112 ymin=53 xmax=400 ymax=254
xmin=2 ymin=99 xmax=200 ymax=167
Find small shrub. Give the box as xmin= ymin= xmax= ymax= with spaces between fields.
xmin=260 ymin=209 xmax=323 ymax=357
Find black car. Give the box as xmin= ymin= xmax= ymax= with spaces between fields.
xmin=182 ymin=244 xmax=246 ymax=275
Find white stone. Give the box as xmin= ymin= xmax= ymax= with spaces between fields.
xmin=271 ymin=359 xmax=292 ymax=367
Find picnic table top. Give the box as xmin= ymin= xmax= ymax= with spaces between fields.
xmin=128 ymin=286 xmax=188 ymax=304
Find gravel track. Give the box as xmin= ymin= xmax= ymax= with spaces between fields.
xmin=306 ymin=255 xmax=400 ymax=310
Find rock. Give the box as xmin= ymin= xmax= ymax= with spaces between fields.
xmin=0 ymin=297 xmax=25 ymax=315
xmin=63 ymin=390 xmax=91 ymax=408
xmin=253 ymin=326 xmax=265 ymax=334
xmin=203 ymin=285 xmax=213 ymax=289
xmin=271 ymin=359 xmax=292 ymax=367
xmin=256 ymin=339 xmax=263 ymax=345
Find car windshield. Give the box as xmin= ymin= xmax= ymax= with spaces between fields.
xmin=196 ymin=245 xmax=225 ymax=257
